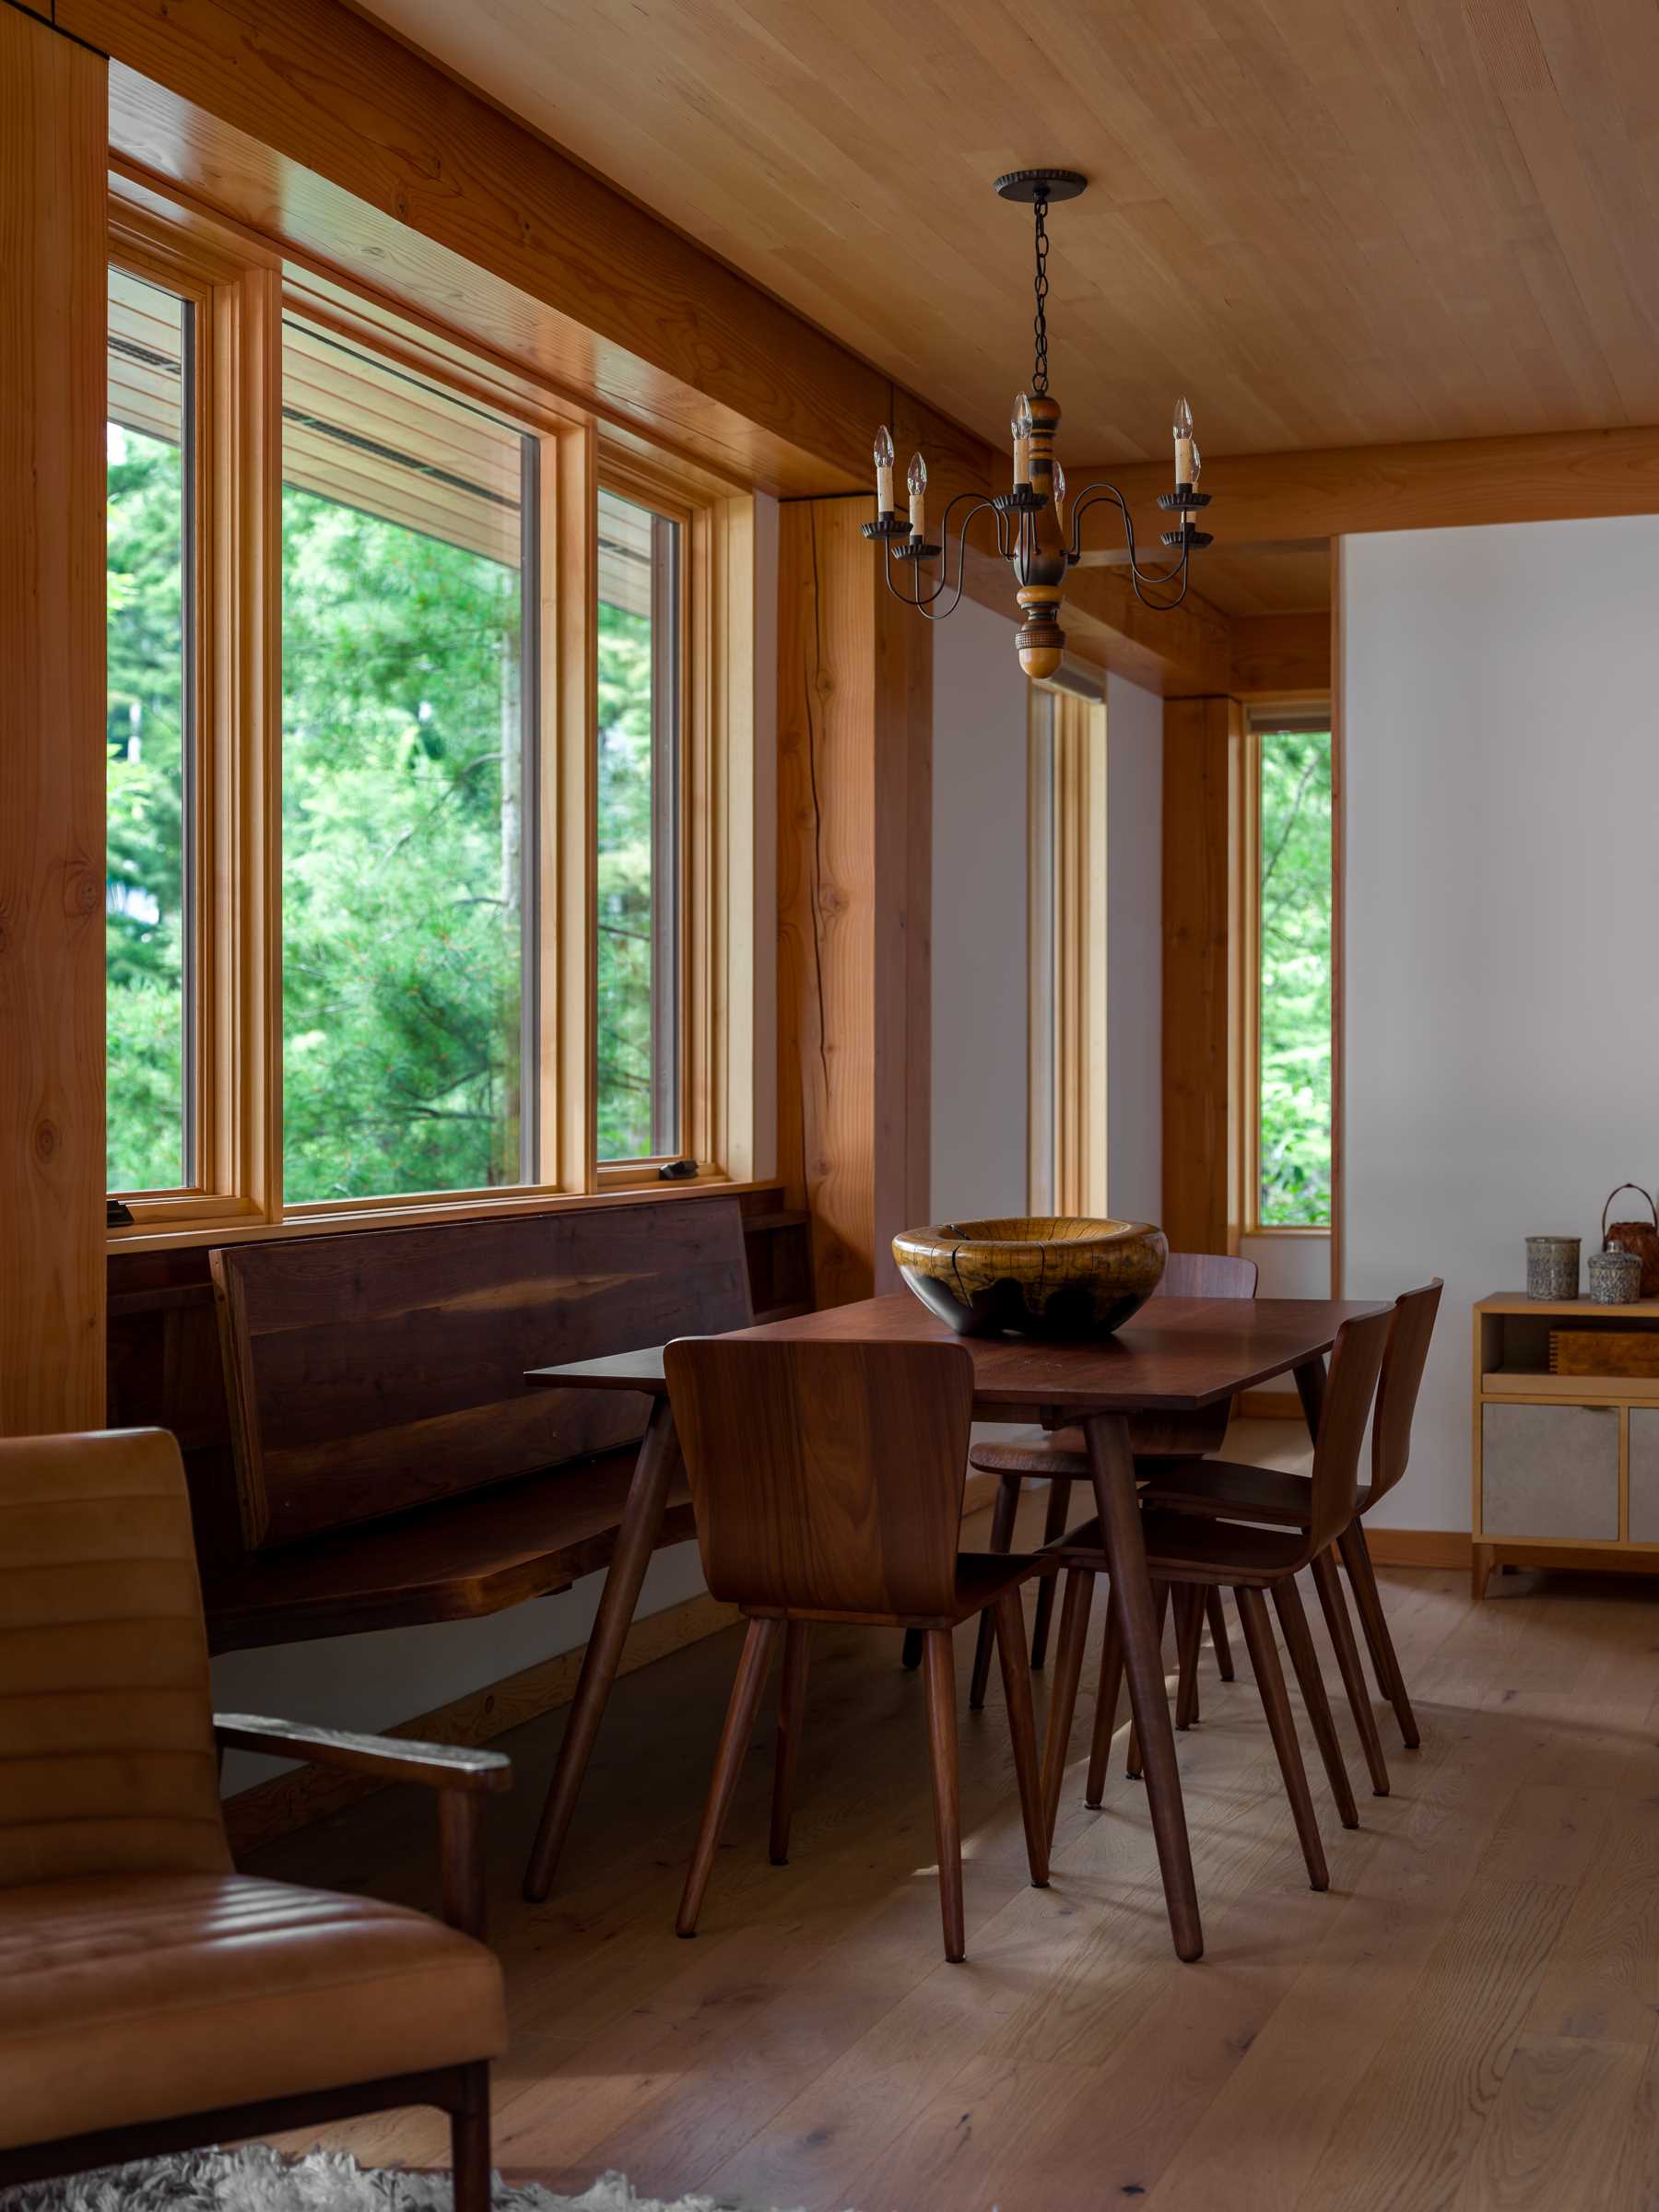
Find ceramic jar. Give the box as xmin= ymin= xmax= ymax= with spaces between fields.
xmin=1525 ymin=1234 xmax=1580 ymax=1300
xmin=1588 ymin=1248 xmax=1643 ymax=1305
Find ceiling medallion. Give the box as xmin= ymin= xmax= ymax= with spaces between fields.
xmin=864 ymin=169 xmax=1210 ymax=678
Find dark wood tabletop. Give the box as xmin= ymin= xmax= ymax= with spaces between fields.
xmin=525 ymin=1292 xmax=1383 ymax=1412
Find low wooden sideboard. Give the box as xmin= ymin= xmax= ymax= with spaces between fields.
xmin=1471 ymin=1291 xmax=1659 ymax=1598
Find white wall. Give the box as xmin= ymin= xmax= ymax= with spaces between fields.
xmin=1343 ymin=514 xmax=1659 ymax=1529
xmin=930 ymin=597 xmax=1032 ymax=1221
xmin=1105 ymin=670 xmax=1162 ymax=1222
xmin=217 ymin=494 xmax=782 ymax=1794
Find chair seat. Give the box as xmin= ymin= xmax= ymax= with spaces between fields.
xmin=1045 ymin=1509 xmax=1307 ymax=1587
xmin=0 ymin=1872 xmax=506 ymax=2151
xmin=1138 ymin=1458 xmax=1375 ymax=1524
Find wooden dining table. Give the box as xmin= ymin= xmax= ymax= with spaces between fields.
xmin=521 ymin=1289 xmax=1381 ymax=1959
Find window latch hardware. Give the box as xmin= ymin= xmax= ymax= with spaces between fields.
xmin=658 ymin=1158 xmax=698 ymax=1182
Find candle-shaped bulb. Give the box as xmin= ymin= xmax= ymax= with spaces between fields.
xmin=907 ymin=451 xmax=927 ymax=537
xmin=1171 ymin=395 xmax=1194 ymax=488
xmin=874 ymin=424 xmax=895 ymax=513
xmin=1011 ymin=393 xmax=1032 ymax=488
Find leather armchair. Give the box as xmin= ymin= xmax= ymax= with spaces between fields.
xmin=0 ymin=1429 xmax=511 ymax=2200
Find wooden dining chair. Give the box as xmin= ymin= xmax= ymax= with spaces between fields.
xmin=664 ymin=1337 xmax=1051 ymax=1962
xmin=962 ymin=1250 xmax=1260 ymax=1707
xmin=1135 ymin=1280 xmax=1442 ymax=1788
xmin=1039 ymin=1304 xmax=1394 ymax=1890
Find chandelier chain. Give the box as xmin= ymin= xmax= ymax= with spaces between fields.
xmin=1031 ymin=192 xmax=1051 ymax=395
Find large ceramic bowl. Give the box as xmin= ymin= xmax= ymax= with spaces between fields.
xmin=892 ymin=1216 xmax=1168 ymax=1341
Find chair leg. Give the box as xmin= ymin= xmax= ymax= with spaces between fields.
xmin=451 ymin=2060 xmax=492 ymax=2212
xmin=1271 ymin=1575 xmax=1358 ymax=1830
xmin=677 ymin=1616 xmax=782 ymax=1936
xmin=1040 ymin=1565 xmax=1094 ymax=1844
xmin=1085 ymin=1586 xmax=1125 ymax=1807
xmin=1341 ymin=1521 xmax=1420 ymax=1751
xmin=1206 ymin=1586 xmax=1235 ymax=1680
xmin=1029 ymin=1477 xmax=1076 ymax=1668
xmin=923 ymin=1627 xmax=966 ymax=1961
xmin=1174 ymin=1583 xmax=1205 ymax=1729
xmin=1124 ymin=1579 xmax=1171 ymax=1780
xmin=1311 ymin=1544 xmax=1391 ymax=1796
xmin=970 ymin=1476 xmax=1023 ymax=1710
xmin=993 ymin=1589 xmax=1050 ymax=1888
xmin=900 ymin=1628 xmax=924 ymax=1669
xmin=770 ymin=1619 xmax=812 ymax=1865
xmin=1236 ymin=1586 xmax=1328 ymax=1892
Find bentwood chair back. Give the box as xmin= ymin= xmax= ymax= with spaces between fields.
xmin=1158 ymin=1251 xmax=1261 ymax=1300
xmin=663 ymin=1336 xmax=1048 ymax=1961
xmin=1300 ymin=1305 xmax=1396 ymax=1565
xmin=1366 ymin=1279 xmax=1444 ymax=1508
xmin=665 ymin=1337 xmax=976 ymax=1622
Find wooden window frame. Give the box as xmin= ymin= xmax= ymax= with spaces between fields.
xmin=106 ymin=201 xmax=280 ymax=1234
xmin=105 ymin=180 xmax=761 ymax=1252
xmin=1238 ymin=693 xmax=1337 ymax=1244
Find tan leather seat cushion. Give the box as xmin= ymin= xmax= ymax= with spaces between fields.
xmin=0 ymin=1872 xmax=507 ymax=2149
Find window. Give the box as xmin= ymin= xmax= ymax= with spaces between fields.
xmin=280 ymin=318 xmax=537 ymax=1201
xmin=596 ymin=488 xmax=681 ymax=1161
xmin=1027 ymin=672 xmax=1108 ymax=1217
xmin=103 ymin=185 xmax=759 ymax=1242
xmin=1248 ymin=708 xmax=1334 ymax=1228
xmin=106 ymin=267 xmax=193 ymax=1194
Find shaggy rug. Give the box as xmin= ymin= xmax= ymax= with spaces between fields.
xmin=0 ymin=2148 xmax=840 ymax=2212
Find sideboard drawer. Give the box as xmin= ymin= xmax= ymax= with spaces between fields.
xmin=1481 ymin=1403 xmax=1618 ymax=1540
xmin=1629 ymin=1409 xmax=1659 ymax=1545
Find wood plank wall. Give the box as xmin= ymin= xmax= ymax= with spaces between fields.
xmin=777 ymin=500 xmax=931 ymax=1306
xmin=0 ymin=9 xmax=108 ymax=1435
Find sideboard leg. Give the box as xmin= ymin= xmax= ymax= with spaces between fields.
xmin=1470 ymin=1543 xmax=1495 ymax=1603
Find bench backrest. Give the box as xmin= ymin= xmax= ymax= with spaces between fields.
xmin=211 ymin=1195 xmax=752 ymax=1549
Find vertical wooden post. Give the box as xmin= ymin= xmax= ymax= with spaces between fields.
xmin=1160 ymin=693 xmax=1242 ymax=1256
xmin=0 ymin=9 xmax=108 ymax=1434
xmin=777 ymin=499 xmax=931 ymax=1306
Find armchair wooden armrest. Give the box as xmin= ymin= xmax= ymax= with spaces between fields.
xmin=215 ymin=1713 xmax=512 ymax=1791
xmin=215 ymin=1713 xmax=511 ymax=1936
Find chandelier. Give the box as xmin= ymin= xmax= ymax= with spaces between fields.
xmin=864 ymin=168 xmax=1210 ymax=679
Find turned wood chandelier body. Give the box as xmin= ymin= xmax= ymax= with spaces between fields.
xmin=863 ymin=168 xmax=1211 ymax=678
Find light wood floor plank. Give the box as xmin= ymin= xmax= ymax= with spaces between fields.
xmin=246 ymin=1511 xmax=1659 ymax=2212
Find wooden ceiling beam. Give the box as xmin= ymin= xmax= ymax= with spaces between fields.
xmin=1072 ymin=426 xmax=1659 ymax=556
xmin=1228 ymin=613 xmax=1332 ymax=699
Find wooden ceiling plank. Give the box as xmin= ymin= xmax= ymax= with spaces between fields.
xmin=323 ymin=0 xmax=1659 ymax=460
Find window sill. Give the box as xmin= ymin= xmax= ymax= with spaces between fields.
xmin=1241 ymin=1224 xmax=1333 ymax=1240
xmin=107 ymin=1173 xmax=776 ymax=1255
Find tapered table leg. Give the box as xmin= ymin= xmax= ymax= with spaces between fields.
xmin=524 ymin=1395 xmax=684 ymax=1900
xmin=1083 ymin=1411 xmax=1202 ymax=1961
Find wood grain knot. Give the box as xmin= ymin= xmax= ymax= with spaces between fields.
xmin=33 ymin=1119 xmax=58 ymax=1163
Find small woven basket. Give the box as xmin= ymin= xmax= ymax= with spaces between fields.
xmin=1601 ymin=1184 xmax=1659 ymax=1298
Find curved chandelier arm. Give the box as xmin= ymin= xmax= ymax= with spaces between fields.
xmin=1068 ymin=481 xmax=1192 ymax=609
xmin=882 ymin=491 xmax=1009 ymax=618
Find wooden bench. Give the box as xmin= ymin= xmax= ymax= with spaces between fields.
xmin=203 ymin=1194 xmax=756 ymax=1653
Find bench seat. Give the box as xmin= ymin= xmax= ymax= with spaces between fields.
xmin=205 ymin=1448 xmax=694 ymax=1653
